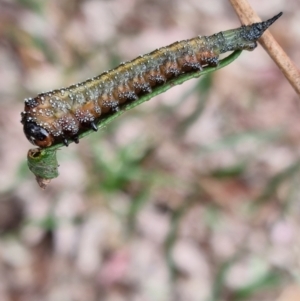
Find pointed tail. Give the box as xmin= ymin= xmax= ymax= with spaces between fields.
xmin=242 ymin=12 xmax=283 ymax=41
xmin=218 ymin=12 xmax=283 ymax=53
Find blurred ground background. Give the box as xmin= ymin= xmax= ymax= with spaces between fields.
xmin=0 ymin=0 xmax=300 ymax=300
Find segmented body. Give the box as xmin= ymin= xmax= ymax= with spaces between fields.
xmin=21 ymin=13 xmax=282 ymax=148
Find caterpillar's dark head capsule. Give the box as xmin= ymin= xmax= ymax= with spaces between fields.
xmin=23 ymin=121 xmax=54 ymax=148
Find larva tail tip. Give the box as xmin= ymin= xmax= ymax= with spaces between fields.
xmin=265 ymin=12 xmax=283 ymax=28
xmin=246 ymin=12 xmax=282 ymax=41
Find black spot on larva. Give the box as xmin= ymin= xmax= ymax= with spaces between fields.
xmin=182 ymin=62 xmax=203 ymax=72
xmin=165 ymin=68 xmax=181 ymax=78
xmin=72 ymin=135 xmax=79 ymax=144
xmin=148 ymin=75 xmax=166 ymax=86
xmin=24 ymin=97 xmax=39 ymax=108
xmin=63 ymin=138 xmax=69 ymax=147
xmin=119 ymin=91 xmax=138 ymax=102
xmin=133 ymin=82 xmax=152 ymax=94
xmin=90 ymin=122 xmax=98 ymax=132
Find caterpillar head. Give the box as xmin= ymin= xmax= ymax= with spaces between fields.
xmin=23 ymin=121 xmax=54 ymax=148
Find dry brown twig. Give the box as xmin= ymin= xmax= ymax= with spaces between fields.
xmin=229 ymin=0 xmax=300 ymax=96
